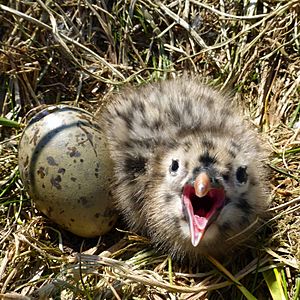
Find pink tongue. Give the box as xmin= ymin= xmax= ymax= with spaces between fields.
xmin=191 ymin=215 xmax=208 ymax=247
xmin=182 ymin=185 xmax=225 ymax=247
xmin=194 ymin=215 xmax=208 ymax=230
xmin=182 ymin=185 xmax=208 ymax=247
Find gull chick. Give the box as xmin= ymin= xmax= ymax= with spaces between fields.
xmin=100 ymin=77 xmax=270 ymax=260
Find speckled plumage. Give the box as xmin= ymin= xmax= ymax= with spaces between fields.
xmin=100 ymin=77 xmax=270 ymax=260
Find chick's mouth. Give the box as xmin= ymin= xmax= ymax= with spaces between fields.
xmin=182 ymin=184 xmax=225 ymax=247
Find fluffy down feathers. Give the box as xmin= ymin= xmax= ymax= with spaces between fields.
xmin=100 ymin=77 xmax=270 ymax=260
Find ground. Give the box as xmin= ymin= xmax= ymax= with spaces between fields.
xmin=0 ymin=1 xmax=299 ymax=299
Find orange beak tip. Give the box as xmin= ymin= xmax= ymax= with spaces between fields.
xmin=194 ymin=172 xmax=211 ymax=197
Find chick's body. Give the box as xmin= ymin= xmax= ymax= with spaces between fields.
xmin=101 ymin=77 xmax=269 ymax=260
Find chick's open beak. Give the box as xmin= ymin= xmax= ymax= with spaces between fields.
xmin=182 ymin=172 xmax=225 ymax=247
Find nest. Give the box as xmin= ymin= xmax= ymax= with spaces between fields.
xmin=0 ymin=0 xmax=299 ymax=299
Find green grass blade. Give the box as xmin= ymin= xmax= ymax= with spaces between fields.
xmin=207 ymin=255 xmax=257 ymax=300
xmin=0 ymin=117 xmax=20 ymax=128
xmin=293 ymin=277 xmax=300 ymax=300
xmin=263 ymin=268 xmax=287 ymax=300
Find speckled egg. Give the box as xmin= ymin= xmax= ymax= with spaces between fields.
xmin=18 ymin=105 xmax=117 ymax=237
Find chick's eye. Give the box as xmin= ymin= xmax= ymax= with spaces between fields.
xmin=236 ymin=165 xmax=248 ymax=184
xmin=169 ymin=159 xmax=179 ymax=175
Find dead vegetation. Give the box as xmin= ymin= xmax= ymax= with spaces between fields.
xmin=0 ymin=0 xmax=299 ymax=299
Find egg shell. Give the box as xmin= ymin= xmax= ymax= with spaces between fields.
xmin=18 ymin=105 xmax=117 ymax=237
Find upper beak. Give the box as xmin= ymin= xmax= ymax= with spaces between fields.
xmin=194 ymin=172 xmax=211 ymax=198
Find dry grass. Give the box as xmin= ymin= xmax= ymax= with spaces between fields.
xmin=0 ymin=0 xmax=299 ymax=299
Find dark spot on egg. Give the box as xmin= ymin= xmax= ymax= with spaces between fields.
xmin=47 ymin=206 xmax=53 ymax=217
xmin=50 ymin=175 xmax=62 ymax=190
xmin=58 ymin=168 xmax=65 ymax=174
xmin=103 ymin=207 xmax=117 ymax=217
xmin=37 ymin=167 xmax=46 ymax=179
xmin=47 ymin=156 xmax=58 ymax=166
xmin=79 ymin=196 xmax=88 ymax=206
xmin=67 ymin=146 xmax=81 ymax=157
